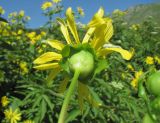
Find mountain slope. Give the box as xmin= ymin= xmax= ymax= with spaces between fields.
xmin=124 ymin=3 xmax=160 ymax=24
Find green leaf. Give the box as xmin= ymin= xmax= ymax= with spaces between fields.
xmin=66 ymin=109 xmax=81 ymax=123
xmin=88 ymin=87 xmax=103 ymax=107
xmin=93 ymin=59 xmax=109 ymax=79
xmin=43 ymin=95 xmax=54 ymax=110
xmin=39 ymin=99 xmax=47 ymax=122
xmin=32 ymin=96 xmax=42 ymax=109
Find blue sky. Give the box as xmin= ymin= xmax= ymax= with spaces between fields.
xmin=0 ymin=0 xmax=159 ymax=28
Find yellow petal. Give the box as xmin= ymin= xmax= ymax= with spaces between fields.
xmin=91 ymin=20 xmax=113 ymax=50
xmin=57 ymin=18 xmax=72 ymax=44
xmin=98 ymin=47 xmax=134 ymax=60
xmin=82 ymin=27 xmax=95 ymax=44
xmin=88 ymin=7 xmax=105 ymax=27
xmin=66 ymin=7 xmax=80 ymax=44
xmin=47 ymin=39 xmax=65 ymax=51
xmin=33 ymin=52 xmax=62 ymax=64
xmin=34 ymin=63 xmax=59 ymax=70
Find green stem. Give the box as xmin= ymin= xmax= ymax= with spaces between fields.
xmin=58 ymin=70 xmax=80 ymax=123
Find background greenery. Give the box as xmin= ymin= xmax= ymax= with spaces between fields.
xmin=0 ymin=2 xmax=160 ymax=123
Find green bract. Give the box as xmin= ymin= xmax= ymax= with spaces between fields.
xmin=68 ymin=50 xmax=94 ymax=79
xmin=146 ymin=71 xmax=160 ymax=96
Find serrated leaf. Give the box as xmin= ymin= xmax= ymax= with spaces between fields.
xmin=39 ymin=99 xmax=47 ymax=122
xmin=43 ymin=95 xmax=54 ymax=110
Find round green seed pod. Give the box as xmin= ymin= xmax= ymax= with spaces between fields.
xmin=68 ymin=50 xmax=94 ymax=79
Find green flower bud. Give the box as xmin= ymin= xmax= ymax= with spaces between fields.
xmin=68 ymin=50 xmax=94 ymax=79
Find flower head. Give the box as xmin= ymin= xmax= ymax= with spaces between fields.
xmin=52 ymin=0 xmax=61 ymax=3
xmin=4 ymin=107 xmax=21 ymax=123
xmin=154 ymin=56 xmax=160 ymax=64
xmin=41 ymin=1 xmax=53 ymax=10
xmin=33 ymin=7 xmax=133 ymax=109
xmin=1 ymin=96 xmax=9 ymax=107
xmin=19 ymin=10 xmax=25 ymax=17
xmin=131 ymin=70 xmax=143 ymax=88
xmin=77 ymin=7 xmax=84 ymax=16
xmin=145 ymin=56 xmax=154 ymax=65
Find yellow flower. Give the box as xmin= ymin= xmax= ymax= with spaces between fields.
xmin=33 ymin=7 xmax=133 ymax=109
xmin=34 ymin=7 xmax=132 ymax=70
xmin=4 ymin=107 xmax=21 ymax=123
xmin=1 ymin=96 xmax=9 ymax=107
xmin=40 ymin=31 xmax=46 ymax=36
xmin=77 ymin=7 xmax=84 ymax=16
xmin=23 ymin=119 xmax=35 ymax=123
xmin=0 ymin=6 xmax=5 ymax=15
xmin=19 ymin=10 xmax=25 ymax=17
xmin=19 ymin=61 xmax=28 ymax=75
xmin=41 ymin=2 xmax=53 ymax=10
xmin=154 ymin=56 xmax=160 ymax=64
xmin=17 ymin=29 xmax=23 ymax=35
xmin=52 ymin=0 xmax=61 ymax=3
xmin=130 ymin=24 xmax=140 ymax=31
xmin=131 ymin=70 xmax=143 ymax=88
xmin=145 ymin=56 xmax=154 ymax=65
xmin=127 ymin=64 xmax=134 ymax=71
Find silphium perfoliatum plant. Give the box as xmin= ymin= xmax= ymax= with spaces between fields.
xmin=33 ymin=7 xmax=133 ymax=123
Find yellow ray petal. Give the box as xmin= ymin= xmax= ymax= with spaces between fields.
xmin=47 ymin=39 xmax=65 ymax=51
xmin=91 ymin=20 xmax=113 ymax=50
xmin=57 ymin=18 xmax=72 ymax=44
xmin=66 ymin=7 xmax=80 ymax=44
xmin=33 ymin=52 xmax=62 ymax=64
xmin=87 ymin=7 xmax=105 ymax=27
xmin=82 ymin=27 xmax=95 ymax=44
xmin=98 ymin=47 xmax=134 ymax=60
xmin=33 ymin=63 xmax=59 ymax=70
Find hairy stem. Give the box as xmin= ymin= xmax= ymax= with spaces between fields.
xmin=58 ymin=70 xmax=80 ymax=123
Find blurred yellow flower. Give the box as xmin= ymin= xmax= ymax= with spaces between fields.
xmin=4 ymin=107 xmax=21 ymax=123
xmin=130 ymin=24 xmax=140 ymax=31
xmin=19 ymin=10 xmax=25 ymax=17
xmin=131 ymin=70 xmax=143 ymax=88
xmin=1 ymin=96 xmax=9 ymax=107
xmin=9 ymin=12 xmax=17 ymax=17
xmin=23 ymin=119 xmax=35 ymax=123
xmin=0 ymin=6 xmax=5 ymax=15
xmin=17 ymin=29 xmax=23 ymax=35
xmin=77 ymin=7 xmax=84 ymax=16
xmin=41 ymin=1 xmax=53 ymax=10
xmin=154 ymin=56 xmax=160 ymax=64
xmin=27 ymin=32 xmax=36 ymax=39
xmin=127 ymin=64 xmax=134 ymax=71
xmin=20 ymin=61 xmax=29 ymax=75
xmin=40 ymin=31 xmax=46 ymax=36
xmin=26 ymin=16 xmax=31 ymax=20
xmin=145 ymin=56 xmax=154 ymax=65
xmin=52 ymin=0 xmax=61 ymax=3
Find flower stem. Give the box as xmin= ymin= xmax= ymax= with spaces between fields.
xmin=58 ymin=70 xmax=80 ymax=123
